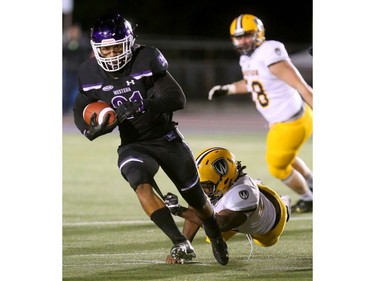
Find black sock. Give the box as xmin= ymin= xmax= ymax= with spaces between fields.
xmin=201 ymin=214 xmax=221 ymax=239
xmin=150 ymin=207 xmax=186 ymax=244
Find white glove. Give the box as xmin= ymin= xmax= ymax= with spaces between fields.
xmin=208 ymin=84 xmax=235 ymax=101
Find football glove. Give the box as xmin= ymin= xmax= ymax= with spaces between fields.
xmin=164 ymin=192 xmax=181 ymax=215
xmin=84 ymin=113 xmax=118 ymax=141
xmin=208 ymin=84 xmax=234 ymax=101
xmin=116 ymin=100 xmax=145 ymax=122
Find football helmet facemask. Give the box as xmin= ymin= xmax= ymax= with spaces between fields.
xmin=91 ymin=14 xmax=135 ymax=72
xmin=229 ymin=14 xmax=265 ymax=55
xmin=196 ymin=147 xmax=239 ymax=201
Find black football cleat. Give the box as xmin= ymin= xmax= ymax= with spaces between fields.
xmin=291 ymin=199 xmax=313 ymax=213
xmin=170 ymin=240 xmax=196 ymax=261
xmin=210 ymin=236 xmax=229 ymax=265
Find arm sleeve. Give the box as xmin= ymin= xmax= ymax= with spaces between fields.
xmin=72 ymin=92 xmax=95 ymax=134
xmin=143 ymin=71 xmax=186 ymax=114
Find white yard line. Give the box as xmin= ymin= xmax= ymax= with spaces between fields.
xmin=63 ymin=216 xmax=311 ymax=227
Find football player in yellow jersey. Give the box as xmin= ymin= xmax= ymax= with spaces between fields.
xmin=164 ymin=147 xmax=291 ymax=264
xmin=208 ymin=14 xmax=313 ymax=213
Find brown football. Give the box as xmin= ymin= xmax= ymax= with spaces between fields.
xmin=83 ymin=101 xmax=117 ymax=126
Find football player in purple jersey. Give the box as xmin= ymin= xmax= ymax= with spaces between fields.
xmin=72 ymin=14 xmax=228 ymax=265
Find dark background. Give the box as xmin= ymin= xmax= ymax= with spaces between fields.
xmin=63 ymin=0 xmax=313 ymax=112
xmin=65 ymin=0 xmax=312 ymax=44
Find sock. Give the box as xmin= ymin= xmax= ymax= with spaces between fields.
xmin=150 ymin=207 xmax=186 ymax=244
xmin=300 ymin=188 xmax=313 ymax=201
xmin=305 ymin=174 xmax=313 ymax=191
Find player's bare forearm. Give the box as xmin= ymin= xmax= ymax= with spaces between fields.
xmin=178 ymin=206 xmax=203 ymax=226
xmin=233 ymin=79 xmax=249 ymax=94
xmin=299 ymin=85 xmax=313 ymax=109
xmin=182 ymin=218 xmax=201 ymax=242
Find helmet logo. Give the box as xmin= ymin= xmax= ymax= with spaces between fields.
xmin=212 ymin=157 xmax=228 ymax=176
xmin=101 ymin=39 xmax=116 ymax=44
xmin=239 ymin=190 xmax=249 ymax=200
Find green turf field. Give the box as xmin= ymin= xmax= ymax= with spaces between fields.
xmin=63 ymin=132 xmax=312 ymax=281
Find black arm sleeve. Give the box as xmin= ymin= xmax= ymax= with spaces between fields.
xmin=72 ymin=92 xmax=95 ymax=134
xmin=143 ymin=71 xmax=186 ymax=114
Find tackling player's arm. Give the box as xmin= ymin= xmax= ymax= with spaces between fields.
xmin=179 ymin=208 xmax=246 ymax=241
xmin=269 ymin=60 xmax=313 ymax=109
xmin=215 ymin=209 xmax=247 ymax=232
xmin=181 ymin=212 xmax=201 ymax=242
xmin=165 ymin=192 xmax=247 ymax=235
xmin=172 ymin=204 xmax=247 ymax=235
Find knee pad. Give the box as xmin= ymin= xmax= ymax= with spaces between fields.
xmin=119 ymin=157 xmax=158 ymax=190
xmin=266 ymin=147 xmax=296 ymax=180
xmin=268 ymin=164 xmax=292 ymax=180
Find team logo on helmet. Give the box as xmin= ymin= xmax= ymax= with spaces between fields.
xmin=239 ymin=190 xmax=249 ymax=200
xmin=212 ymin=157 xmax=228 ymax=176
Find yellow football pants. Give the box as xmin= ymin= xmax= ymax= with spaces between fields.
xmin=266 ymin=106 xmax=313 ymax=180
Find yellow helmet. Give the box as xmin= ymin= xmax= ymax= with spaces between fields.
xmin=196 ymin=147 xmax=239 ymax=199
xmin=229 ymin=14 xmax=265 ymax=55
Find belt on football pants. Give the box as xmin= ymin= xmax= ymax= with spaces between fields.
xmin=283 ymin=105 xmax=305 ymax=122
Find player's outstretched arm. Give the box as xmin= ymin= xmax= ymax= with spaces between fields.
xmin=208 ymin=79 xmax=248 ymax=100
xmin=164 ymin=193 xmax=203 ymax=226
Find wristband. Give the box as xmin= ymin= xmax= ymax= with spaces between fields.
xmin=225 ymin=84 xmax=236 ymax=94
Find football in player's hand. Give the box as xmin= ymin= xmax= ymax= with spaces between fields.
xmin=83 ymin=101 xmax=117 ymax=126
